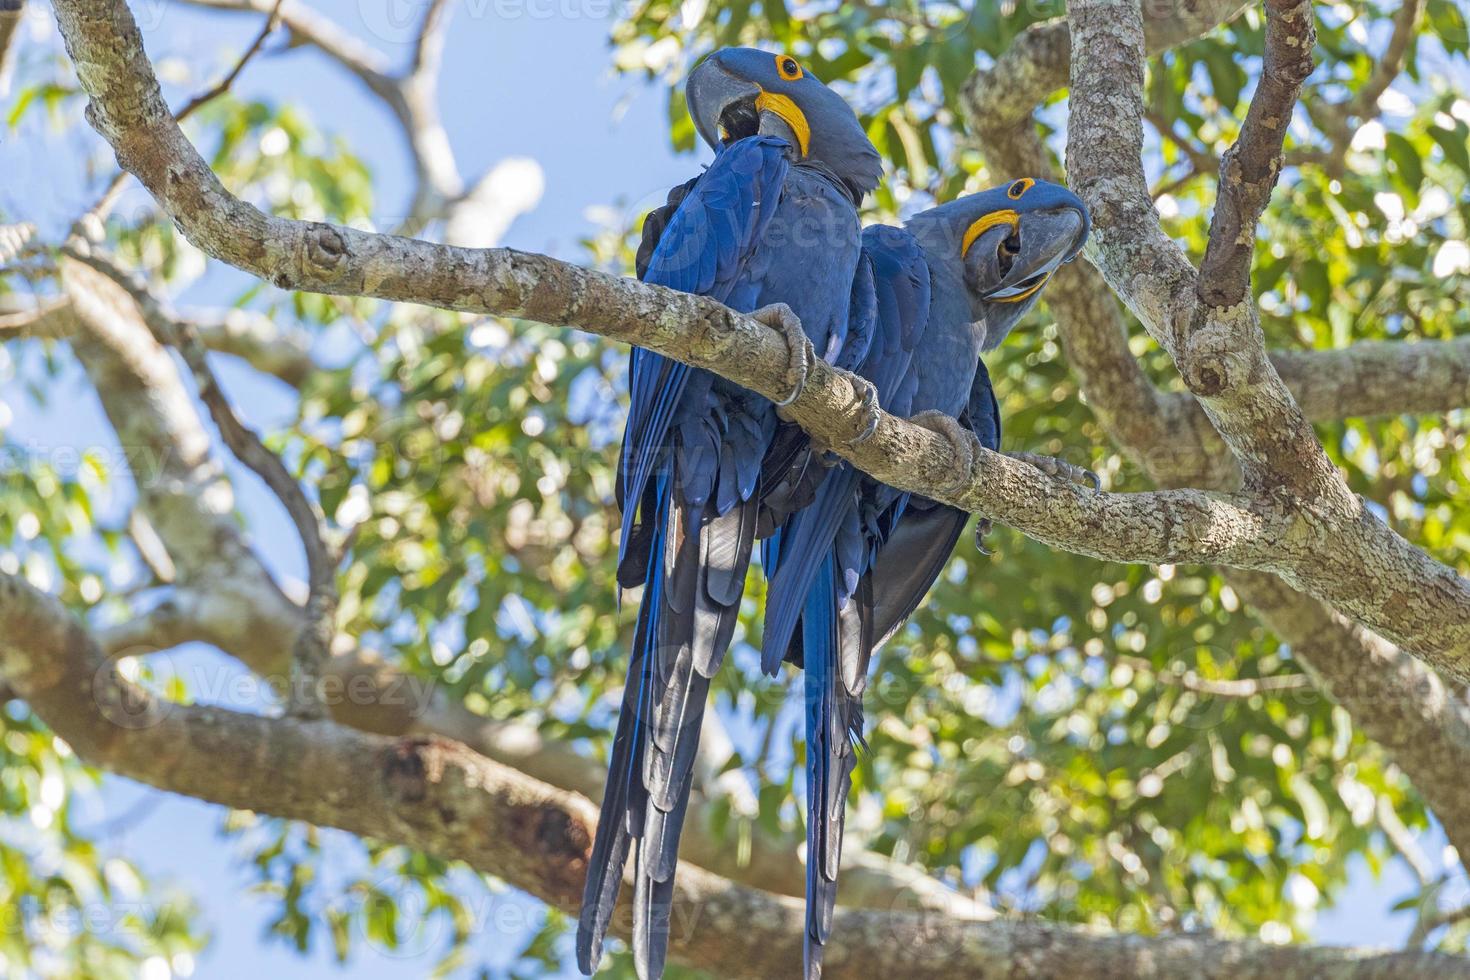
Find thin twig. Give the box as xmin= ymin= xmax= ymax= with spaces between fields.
xmin=1115 ymin=654 xmax=1311 ymax=698
xmin=409 ymin=0 xmax=451 ymax=79
xmin=172 ymin=0 xmax=285 ymax=123
xmin=1196 ymin=0 xmax=1316 ymax=308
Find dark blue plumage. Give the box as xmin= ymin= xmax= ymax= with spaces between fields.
xmin=759 ymin=183 xmax=1089 ymax=974
xmin=579 ymin=47 xmax=881 ymax=980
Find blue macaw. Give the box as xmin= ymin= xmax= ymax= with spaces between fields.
xmin=578 ymin=48 xmax=882 ymax=980
xmin=759 ymin=179 xmax=1091 ymax=972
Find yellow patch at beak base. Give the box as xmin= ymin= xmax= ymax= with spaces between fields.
xmin=754 ymin=90 xmax=811 ymax=158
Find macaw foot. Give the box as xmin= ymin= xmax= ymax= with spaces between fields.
xmin=750 ymin=302 xmax=812 ymax=410
xmin=844 ymin=376 xmax=882 ymax=446
xmin=906 ymin=409 xmax=980 ymax=495
xmin=974 ymin=518 xmax=994 ymax=556
xmin=1008 ymin=451 xmax=1102 ymax=493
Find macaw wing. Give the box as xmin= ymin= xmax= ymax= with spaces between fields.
xmin=617 ymin=137 xmax=792 ymax=582
xmin=862 ymin=357 xmax=1002 ymax=649
xmin=859 ymin=223 xmax=932 ymax=403
xmin=759 ymin=225 xmax=930 ymax=671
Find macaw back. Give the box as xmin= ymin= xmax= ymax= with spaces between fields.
xmin=579 ymin=135 xmax=866 ymax=980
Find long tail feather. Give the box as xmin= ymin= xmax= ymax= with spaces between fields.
xmin=577 ymin=474 xmax=673 ymax=973
xmin=585 ymin=471 xmax=757 ymax=977
xmin=762 ymin=468 xmax=861 ymax=674
xmin=632 ymin=497 xmax=756 ymax=976
xmin=802 ymin=557 xmax=863 ymax=979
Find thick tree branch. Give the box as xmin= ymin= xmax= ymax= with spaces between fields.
xmin=1 ymin=573 xmax=1463 ymax=979
xmin=1262 ymin=338 xmax=1470 ymax=421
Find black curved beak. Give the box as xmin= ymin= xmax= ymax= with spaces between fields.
xmin=687 ymin=54 xmax=762 ymax=151
xmin=969 ymin=209 xmax=1087 ymax=302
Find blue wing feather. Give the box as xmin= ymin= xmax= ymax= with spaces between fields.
xmin=617 ymin=138 xmax=791 ymax=576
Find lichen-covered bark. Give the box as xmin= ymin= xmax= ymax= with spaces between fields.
xmin=1 ymin=573 xmax=1464 ymax=979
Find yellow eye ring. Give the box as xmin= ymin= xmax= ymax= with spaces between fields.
xmin=1007 ymin=178 xmax=1035 ymax=200
xmin=775 ymin=55 xmax=803 ymax=81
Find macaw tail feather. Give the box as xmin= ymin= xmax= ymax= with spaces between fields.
xmin=578 ymin=474 xmax=757 ymax=979
xmin=802 ymin=557 xmax=866 ymax=980
xmin=761 ymin=466 xmax=862 ymax=676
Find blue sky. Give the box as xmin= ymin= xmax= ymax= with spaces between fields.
xmin=0 ymin=1 xmax=1450 ymax=976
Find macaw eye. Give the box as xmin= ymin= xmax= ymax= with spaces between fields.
xmin=776 ymin=56 xmax=803 ymax=81
xmin=1007 ymin=178 xmax=1035 ymax=200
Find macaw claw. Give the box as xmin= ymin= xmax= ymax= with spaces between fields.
xmin=974 ymin=517 xmax=994 ymax=556
xmin=1009 ymin=451 xmax=1102 ymax=493
xmin=751 ymin=302 xmax=812 ymax=411
xmin=906 ymin=409 xmax=981 ymax=496
xmin=845 ymin=376 xmax=882 ymax=446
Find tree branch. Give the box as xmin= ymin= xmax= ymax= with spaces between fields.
xmin=175 ymin=0 xmax=538 ymax=241
xmin=170 ymin=0 xmax=284 ymax=124
xmin=66 ymin=245 xmax=341 ymax=717
xmin=1197 ymin=0 xmax=1315 ymax=309
xmin=962 ymin=1 xmax=1252 ymax=131
xmin=2 ymin=572 xmax=1463 ymax=979
xmin=0 ymin=0 xmax=23 ymax=97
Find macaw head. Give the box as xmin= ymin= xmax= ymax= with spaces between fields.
xmin=910 ymin=178 xmax=1090 ymax=349
xmin=686 ymin=47 xmax=882 ymax=201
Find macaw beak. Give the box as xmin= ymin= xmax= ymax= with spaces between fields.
xmin=966 ymin=208 xmax=1088 ymax=304
xmin=688 ymin=54 xmax=763 ymax=152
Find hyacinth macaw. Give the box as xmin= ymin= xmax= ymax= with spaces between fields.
xmin=577 ymin=48 xmax=882 ymax=979
xmin=760 ymin=178 xmax=1091 ymax=972
xmin=861 ymin=178 xmax=1094 ymax=644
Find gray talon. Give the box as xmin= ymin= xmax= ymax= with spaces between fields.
xmin=974 ymin=517 xmax=993 ymax=556
xmin=751 ymin=302 xmax=812 ymax=408
xmin=1009 ymin=451 xmax=1102 ymax=492
xmin=907 ymin=410 xmax=980 ymax=495
xmin=846 ymin=379 xmax=881 ymax=446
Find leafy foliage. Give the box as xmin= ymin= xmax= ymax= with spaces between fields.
xmin=2 ymin=1 xmax=1469 ymax=976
